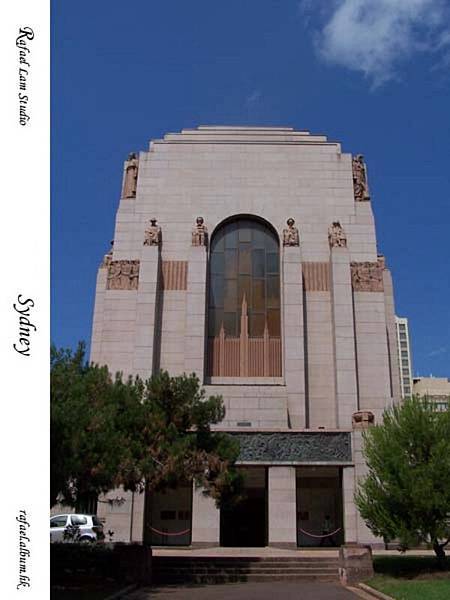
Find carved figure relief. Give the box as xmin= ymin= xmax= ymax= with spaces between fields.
xmin=282 ymin=218 xmax=300 ymax=246
xmin=191 ymin=216 xmax=208 ymax=247
xmin=107 ymin=260 xmax=140 ymax=290
xmin=143 ymin=218 xmax=161 ymax=246
xmin=232 ymin=432 xmax=352 ymax=463
xmin=328 ymin=221 xmax=347 ymax=248
xmin=351 ymin=258 xmax=385 ymax=292
xmin=123 ymin=152 xmax=139 ymax=198
xmin=352 ymin=411 xmax=375 ymax=430
xmin=352 ymin=154 xmax=370 ymax=201
xmin=101 ymin=240 xmax=114 ymax=268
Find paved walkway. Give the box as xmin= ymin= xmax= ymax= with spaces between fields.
xmin=127 ymin=582 xmax=360 ymax=599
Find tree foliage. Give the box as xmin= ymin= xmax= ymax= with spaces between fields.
xmin=355 ymin=396 xmax=450 ymax=559
xmin=51 ymin=342 xmax=242 ymax=510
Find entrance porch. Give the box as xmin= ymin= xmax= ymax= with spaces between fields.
xmin=147 ymin=465 xmax=352 ymax=549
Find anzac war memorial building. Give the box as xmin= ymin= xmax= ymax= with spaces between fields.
xmin=91 ymin=126 xmax=401 ymax=549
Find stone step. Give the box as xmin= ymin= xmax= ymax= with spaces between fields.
xmin=154 ymin=566 xmax=339 ymax=573
xmin=153 ymin=557 xmax=340 ymax=564
xmin=153 ymin=573 xmax=339 ymax=583
xmin=153 ymin=562 xmax=339 ymax=569
xmin=153 ymin=565 xmax=339 ymax=569
xmin=153 ymin=555 xmax=340 ymax=583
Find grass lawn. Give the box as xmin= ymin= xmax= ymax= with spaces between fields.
xmin=368 ymin=574 xmax=450 ymax=599
xmin=366 ymin=556 xmax=450 ymax=600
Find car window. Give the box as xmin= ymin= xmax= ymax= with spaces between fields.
xmin=50 ymin=516 xmax=67 ymax=528
xmin=71 ymin=515 xmax=87 ymax=526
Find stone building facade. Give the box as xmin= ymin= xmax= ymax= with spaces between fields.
xmin=395 ymin=316 xmax=413 ymax=397
xmin=413 ymin=377 xmax=450 ymax=411
xmin=90 ymin=126 xmax=401 ymax=548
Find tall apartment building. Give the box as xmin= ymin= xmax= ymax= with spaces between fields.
xmin=90 ymin=126 xmax=401 ymax=548
xmin=395 ymin=317 xmax=413 ymax=397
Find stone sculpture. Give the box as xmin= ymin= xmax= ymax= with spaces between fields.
xmin=123 ymin=152 xmax=138 ymax=198
xmin=328 ymin=221 xmax=347 ymax=248
xmin=351 ymin=258 xmax=384 ymax=292
xmin=282 ymin=218 xmax=299 ymax=246
xmin=191 ymin=216 xmax=208 ymax=246
xmin=101 ymin=240 xmax=114 ymax=268
xmin=129 ymin=261 xmax=139 ymax=290
xmin=143 ymin=218 xmax=161 ymax=246
xmin=352 ymin=411 xmax=375 ymax=429
xmin=352 ymin=154 xmax=370 ymax=201
xmin=107 ymin=260 xmax=140 ymax=290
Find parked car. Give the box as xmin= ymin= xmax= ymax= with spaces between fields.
xmin=50 ymin=514 xmax=105 ymax=543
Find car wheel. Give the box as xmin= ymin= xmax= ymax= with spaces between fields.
xmin=79 ymin=536 xmax=94 ymax=543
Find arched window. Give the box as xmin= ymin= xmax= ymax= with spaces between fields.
xmin=207 ymin=218 xmax=281 ymax=377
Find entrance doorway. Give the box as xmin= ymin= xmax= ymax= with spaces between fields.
xmin=296 ymin=467 xmax=344 ymax=547
xmin=148 ymin=484 xmax=192 ymax=546
xmin=220 ymin=467 xmax=267 ymax=547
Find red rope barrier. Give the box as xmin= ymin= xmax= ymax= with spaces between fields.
xmin=298 ymin=527 xmax=341 ymax=539
xmin=150 ymin=526 xmax=191 ymax=537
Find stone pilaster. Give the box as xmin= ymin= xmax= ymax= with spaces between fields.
xmin=132 ymin=244 xmax=161 ymax=377
xmin=184 ymin=245 xmax=207 ymax=378
xmin=342 ymin=466 xmax=357 ymax=544
xmin=191 ymin=485 xmax=220 ymax=547
xmin=303 ymin=262 xmax=336 ymax=428
xmin=131 ymin=491 xmax=145 ymax=542
xmin=353 ymin=293 xmax=391 ymax=420
xmin=353 ymin=430 xmax=384 ymax=547
xmin=330 ymin=247 xmax=358 ymax=428
xmin=90 ymin=266 xmax=107 ymax=363
xmin=268 ymin=466 xmax=297 ymax=548
xmin=283 ymin=245 xmax=306 ymax=428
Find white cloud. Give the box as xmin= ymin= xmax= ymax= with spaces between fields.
xmin=427 ymin=346 xmax=449 ymax=357
xmin=245 ymin=90 xmax=262 ymax=106
xmin=300 ymin=0 xmax=450 ymax=87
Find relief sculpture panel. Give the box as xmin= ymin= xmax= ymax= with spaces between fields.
xmin=107 ymin=260 xmax=140 ymax=290
xmin=232 ymin=432 xmax=352 ymax=463
xmin=351 ymin=258 xmax=385 ymax=292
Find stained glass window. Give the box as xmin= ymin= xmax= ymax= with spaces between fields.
xmin=208 ymin=219 xmax=280 ymax=338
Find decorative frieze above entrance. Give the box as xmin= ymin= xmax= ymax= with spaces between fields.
xmin=106 ymin=260 xmax=140 ymax=290
xmin=231 ymin=431 xmax=352 ymax=463
xmin=350 ymin=258 xmax=384 ymax=292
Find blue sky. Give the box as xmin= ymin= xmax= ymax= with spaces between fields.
xmin=52 ymin=0 xmax=450 ymax=377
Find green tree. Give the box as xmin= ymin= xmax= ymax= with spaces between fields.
xmin=51 ymin=343 xmax=242 ymax=514
xmin=51 ymin=342 xmax=132 ymax=508
xmin=355 ymin=396 xmax=450 ymax=560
